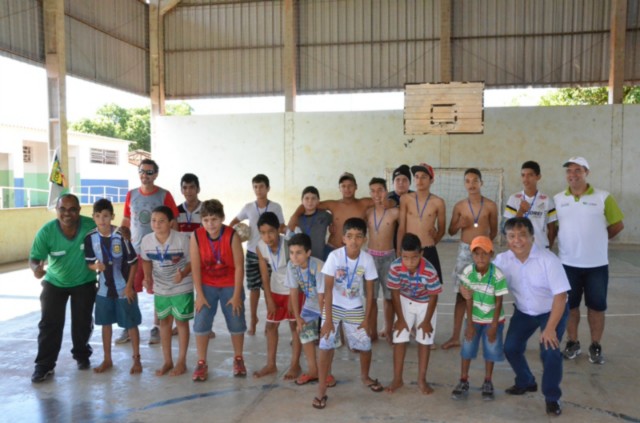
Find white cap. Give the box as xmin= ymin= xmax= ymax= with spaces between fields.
xmin=563 ymin=156 xmax=590 ymax=170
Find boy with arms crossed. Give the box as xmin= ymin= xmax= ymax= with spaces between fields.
xmin=285 ymin=233 xmax=324 ymax=385
xmin=190 ymin=200 xmax=247 ymax=382
xmin=229 ymin=174 xmax=286 ymax=336
xmin=292 ymin=186 xmax=333 ymax=260
xmin=366 ymin=177 xmax=399 ymax=342
xmin=444 ymin=168 xmax=498 ymax=350
xmin=85 ymin=199 xmax=142 ymax=374
xmin=314 ymin=218 xmax=382 ymax=410
xmin=385 ymin=233 xmax=441 ymax=395
xmin=451 ymin=236 xmax=507 ymax=400
xmin=140 ymin=206 xmax=193 ymax=376
xmin=503 ymin=161 xmax=557 ymax=250
xmin=254 ymin=212 xmax=301 ymax=380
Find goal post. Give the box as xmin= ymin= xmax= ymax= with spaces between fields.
xmin=385 ymin=167 xmax=504 ymax=242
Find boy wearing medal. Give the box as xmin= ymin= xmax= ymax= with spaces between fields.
xmin=176 ymin=173 xmax=202 ymax=233
xmin=229 ymin=174 xmax=286 ymax=336
xmin=85 ymin=199 xmax=142 ymax=374
xmin=253 ymin=212 xmax=302 ymax=380
xmin=397 ymin=163 xmax=446 ymax=296
xmin=503 ymin=161 xmax=558 ymax=250
xmin=314 ymin=217 xmax=383 ymax=410
xmin=451 ymin=236 xmax=508 ymax=400
xmin=365 ymin=177 xmax=399 ymax=342
xmin=140 ymin=206 xmax=193 ymax=376
xmin=190 ymin=199 xmax=247 ymax=382
xmin=385 ymin=233 xmax=441 ymax=394
xmin=285 ymin=233 xmax=325 ymax=385
xmin=444 ymin=168 xmax=498 ymax=350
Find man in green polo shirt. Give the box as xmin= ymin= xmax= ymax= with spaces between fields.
xmin=29 ymin=194 xmax=98 ymax=383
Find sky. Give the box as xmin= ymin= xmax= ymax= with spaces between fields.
xmin=0 ymin=56 xmax=554 ymax=128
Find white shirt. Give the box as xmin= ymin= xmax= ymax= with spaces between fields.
xmin=235 ymin=201 xmax=285 ymax=253
xmin=493 ymin=245 xmax=570 ymax=316
xmin=321 ymin=247 xmax=378 ymax=310
xmin=504 ymin=191 xmax=557 ymax=250
xmin=257 ymin=235 xmax=289 ymax=295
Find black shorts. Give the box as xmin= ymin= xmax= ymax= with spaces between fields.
xmin=422 ymin=245 xmax=443 ymax=284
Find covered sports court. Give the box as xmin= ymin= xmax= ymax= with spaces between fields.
xmin=1 ymin=0 xmax=639 ymax=421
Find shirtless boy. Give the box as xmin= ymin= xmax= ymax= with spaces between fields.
xmin=288 ymin=172 xmax=373 ymax=253
xmin=396 ymin=163 xmax=446 ymax=285
xmin=443 ymin=168 xmax=498 ymax=350
xmin=366 ymin=177 xmax=399 ymax=341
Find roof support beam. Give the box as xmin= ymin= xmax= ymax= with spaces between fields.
xmin=608 ymin=0 xmax=628 ymax=104
xmin=283 ymin=0 xmax=297 ymax=112
xmin=439 ymin=0 xmax=452 ymax=82
xmin=150 ymin=0 xmax=180 ymax=118
xmin=43 ymin=0 xmax=69 ymax=186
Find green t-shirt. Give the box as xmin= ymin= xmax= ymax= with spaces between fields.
xmin=30 ymin=215 xmax=97 ymax=287
xmin=460 ymin=263 xmax=508 ymax=324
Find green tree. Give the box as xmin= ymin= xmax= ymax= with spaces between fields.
xmin=70 ymin=102 xmax=192 ymax=151
xmin=539 ymin=86 xmax=640 ymax=106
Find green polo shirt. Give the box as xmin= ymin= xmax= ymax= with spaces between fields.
xmin=30 ymin=216 xmax=97 ymax=288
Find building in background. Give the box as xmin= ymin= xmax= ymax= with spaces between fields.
xmin=0 ymin=123 xmax=131 ymax=208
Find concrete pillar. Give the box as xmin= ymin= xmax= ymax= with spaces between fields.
xmin=608 ymin=0 xmax=627 ymax=104
xmin=283 ymin=0 xmax=298 ymax=112
xmin=43 ymin=0 xmax=68 ymax=183
xmin=439 ymin=0 xmax=452 ymax=83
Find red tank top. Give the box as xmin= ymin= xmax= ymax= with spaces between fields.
xmin=195 ymin=225 xmax=236 ymax=287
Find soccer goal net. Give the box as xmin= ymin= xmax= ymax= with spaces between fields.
xmin=386 ymin=167 xmax=504 ymax=242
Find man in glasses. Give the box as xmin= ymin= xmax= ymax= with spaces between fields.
xmin=118 ymin=159 xmax=180 ymax=345
xmin=30 ymin=194 xmax=98 ymax=382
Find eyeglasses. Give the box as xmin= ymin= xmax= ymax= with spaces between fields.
xmin=139 ymin=169 xmax=156 ymax=175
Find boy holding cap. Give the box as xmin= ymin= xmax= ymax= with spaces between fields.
xmin=451 ymin=235 xmax=508 ymax=401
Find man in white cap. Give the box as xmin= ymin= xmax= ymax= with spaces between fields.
xmin=554 ymin=156 xmax=624 ymax=365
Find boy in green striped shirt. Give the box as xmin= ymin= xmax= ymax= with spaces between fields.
xmin=451 ymin=236 xmax=508 ymax=401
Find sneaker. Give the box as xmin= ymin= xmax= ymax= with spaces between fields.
xmin=192 ymin=360 xmax=208 ymax=382
xmin=115 ymin=328 xmax=130 ymax=344
xmin=588 ymin=342 xmax=605 ymax=364
xmin=451 ymin=380 xmax=469 ymax=400
xmin=77 ymin=359 xmax=91 ymax=370
xmin=233 ymin=356 xmax=247 ymax=377
xmin=546 ymin=401 xmax=562 ymax=416
xmin=562 ymin=340 xmax=581 ymax=360
xmin=149 ymin=327 xmax=160 ymax=345
xmin=31 ymin=367 xmax=55 ymax=383
xmin=481 ymin=380 xmax=494 ymax=400
xmin=505 ymin=383 xmax=538 ymax=395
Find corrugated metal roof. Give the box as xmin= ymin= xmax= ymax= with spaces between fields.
xmin=0 ymin=0 xmax=43 ymax=64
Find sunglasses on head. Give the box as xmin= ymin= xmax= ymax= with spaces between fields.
xmin=139 ymin=169 xmax=156 ymax=175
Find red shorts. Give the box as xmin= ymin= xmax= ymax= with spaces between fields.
xmin=133 ymin=255 xmax=154 ymax=293
xmin=266 ymin=292 xmax=296 ymax=323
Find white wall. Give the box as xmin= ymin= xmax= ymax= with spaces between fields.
xmin=154 ymin=105 xmax=639 ymax=244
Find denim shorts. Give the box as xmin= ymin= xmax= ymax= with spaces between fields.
xmin=461 ymin=321 xmax=505 ymax=362
xmin=95 ymin=295 xmax=142 ymax=329
xmin=368 ymin=250 xmax=395 ymax=300
xmin=564 ymin=264 xmax=608 ymax=311
xmin=193 ymin=285 xmax=247 ymax=335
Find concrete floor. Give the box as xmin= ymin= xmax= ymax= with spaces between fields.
xmin=1 ymin=242 xmax=639 ymax=423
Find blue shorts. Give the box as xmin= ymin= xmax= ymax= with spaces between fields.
xmin=95 ymin=295 xmax=142 ymax=329
xmin=564 ymin=265 xmax=608 ymax=311
xmin=461 ymin=321 xmax=505 ymax=362
xmin=193 ymin=285 xmax=247 ymax=335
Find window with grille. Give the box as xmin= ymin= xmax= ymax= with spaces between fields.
xmin=90 ymin=148 xmax=119 ymax=165
xmin=23 ymin=146 xmax=32 ymax=163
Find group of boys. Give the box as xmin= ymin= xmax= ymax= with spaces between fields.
xmin=29 ymin=156 xmax=624 ymax=418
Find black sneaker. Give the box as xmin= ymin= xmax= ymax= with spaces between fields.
xmin=77 ymin=359 xmax=91 ymax=370
xmin=588 ymin=342 xmax=605 ymax=364
xmin=546 ymin=401 xmax=562 ymax=416
xmin=31 ymin=367 xmax=55 ymax=383
xmin=562 ymin=340 xmax=581 ymax=360
xmin=451 ymin=380 xmax=469 ymax=400
xmin=481 ymin=380 xmax=495 ymax=400
xmin=505 ymin=383 xmax=538 ymax=395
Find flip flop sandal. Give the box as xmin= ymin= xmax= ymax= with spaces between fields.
xmin=367 ymin=379 xmax=384 ymax=393
xmin=295 ymin=374 xmax=319 ymax=385
xmin=312 ymin=395 xmax=328 ymax=409
xmin=326 ymin=374 xmax=337 ymax=388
